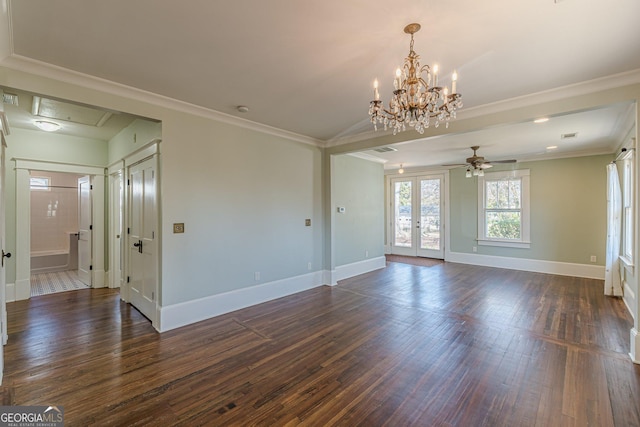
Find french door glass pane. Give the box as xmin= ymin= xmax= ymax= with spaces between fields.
xmin=420 ymin=179 xmax=440 ymax=250
xmin=394 ymin=181 xmax=412 ymax=247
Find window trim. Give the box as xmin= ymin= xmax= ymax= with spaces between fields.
xmin=620 ymin=149 xmax=635 ymax=271
xmin=477 ymin=169 xmax=531 ymax=249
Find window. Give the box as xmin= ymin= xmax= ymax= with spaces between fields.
xmin=30 ymin=176 xmax=50 ymax=191
xmin=621 ymin=151 xmax=634 ymax=266
xmin=478 ymin=169 xmax=530 ymax=248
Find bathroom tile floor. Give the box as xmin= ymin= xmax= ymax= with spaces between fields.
xmin=30 ymin=270 xmax=90 ymax=297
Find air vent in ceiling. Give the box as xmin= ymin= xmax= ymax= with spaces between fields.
xmin=373 ymin=146 xmax=398 ymax=153
xmin=561 ymin=132 xmax=578 ymax=139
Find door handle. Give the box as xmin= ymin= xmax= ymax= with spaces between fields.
xmin=133 ymin=240 xmax=143 ymax=253
xmin=1 ymin=250 xmax=11 ymax=267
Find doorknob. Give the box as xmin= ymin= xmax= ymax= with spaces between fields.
xmin=1 ymin=250 xmax=11 ymax=267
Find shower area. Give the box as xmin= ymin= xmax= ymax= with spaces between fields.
xmin=30 ymin=170 xmax=89 ymax=296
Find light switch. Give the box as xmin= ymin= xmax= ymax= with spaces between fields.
xmin=337 ymin=207 xmax=345 ymax=213
xmin=305 ymin=219 xmax=311 ymax=227
xmin=173 ymin=223 xmax=185 ymax=233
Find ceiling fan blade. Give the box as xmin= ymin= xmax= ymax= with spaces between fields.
xmin=442 ymin=163 xmax=468 ymax=167
xmin=480 ymin=163 xmax=494 ymax=169
xmin=488 ymin=159 xmax=517 ymax=164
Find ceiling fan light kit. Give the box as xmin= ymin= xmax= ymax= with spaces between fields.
xmin=368 ymin=23 xmax=463 ymax=135
xmin=445 ymin=146 xmax=517 ymax=178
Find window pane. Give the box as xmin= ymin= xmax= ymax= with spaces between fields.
xmin=486 ymin=211 xmax=521 ymax=239
xmin=394 ymin=181 xmax=412 ymax=247
xmin=486 ymin=181 xmax=499 ymax=208
xmin=486 ymin=179 xmax=521 ymax=209
xmin=30 ymin=177 xmax=50 ymax=191
xmin=508 ymin=180 xmax=521 ymax=208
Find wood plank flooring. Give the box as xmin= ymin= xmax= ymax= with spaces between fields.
xmin=3 ymin=261 xmax=640 ymax=426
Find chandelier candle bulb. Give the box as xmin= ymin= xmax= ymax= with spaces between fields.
xmin=433 ymin=64 xmax=439 ymax=86
xmin=374 ymin=79 xmax=380 ymax=100
xmin=394 ymin=68 xmax=402 ymax=89
xmin=452 ymin=71 xmax=458 ymax=93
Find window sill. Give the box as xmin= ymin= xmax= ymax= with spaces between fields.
xmin=477 ymin=239 xmax=531 ymax=249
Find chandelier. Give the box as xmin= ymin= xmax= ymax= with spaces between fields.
xmin=368 ymin=23 xmax=463 ymax=135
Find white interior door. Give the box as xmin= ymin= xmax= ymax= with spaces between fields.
xmin=0 ymin=134 xmax=7 ymax=382
xmin=77 ymin=175 xmax=92 ymax=286
xmin=391 ymin=174 xmax=444 ymax=259
xmin=128 ymin=157 xmax=157 ymax=321
xmin=110 ymin=171 xmax=123 ymax=288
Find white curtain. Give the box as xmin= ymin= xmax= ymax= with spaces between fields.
xmin=604 ymin=162 xmax=622 ymax=296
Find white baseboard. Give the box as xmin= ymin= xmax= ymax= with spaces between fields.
xmin=92 ymin=270 xmax=106 ymax=288
xmin=333 ymin=256 xmax=386 ymax=283
xmin=631 ymin=328 xmax=640 ymax=364
xmin=446 ymin=251 xmax=605 ymax=279
xmin=158 ymin=270 xmax=326 ymax=332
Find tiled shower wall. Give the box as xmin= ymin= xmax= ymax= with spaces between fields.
xmin=30 ymin=171 xmax=84 ymax=253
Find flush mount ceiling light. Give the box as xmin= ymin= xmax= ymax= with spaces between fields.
xmin=369 ymin=23 xmax=463 ymax=135
xmin=398 ymin=164 xmax=405 ymax=174
xmin=34 ymin=120 xmax=61 ymax=132
xmin=534 ymin=117 xmax=549 ymax=124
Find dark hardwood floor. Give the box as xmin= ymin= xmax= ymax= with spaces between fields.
xmin=3 ymin=261 xmax=640 ymax=426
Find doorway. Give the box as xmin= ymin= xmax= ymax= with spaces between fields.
xmin=13 ymin=160 xmax=106 ymax=301
xmin=390 ymin=173 xmax=446 ymax=259
xmin=28 ymin=170 xmax=90 ymax=296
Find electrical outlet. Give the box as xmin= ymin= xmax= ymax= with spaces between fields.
xmin=590 ymin=255 xmax=597 ymax=263
xmin=173 ymin=223 xmax=184 ymax=233
xmin=305 ymin=219 xmax=311 ymax=226
xmin=254 ymin=272 xmax=260 ymax=281
xmin=365 ymin=250 xmax=369 ymax=258
xmin=307 ymin=262 xmax=312 ymax=270
xmin=472 ymin=246 xmax=477 ymax=252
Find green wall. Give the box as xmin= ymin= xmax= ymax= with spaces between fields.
xmin=449 ymin=154 xmax=611 ymax=265
xmin=332 ymin=155 xmax=384 ymax=266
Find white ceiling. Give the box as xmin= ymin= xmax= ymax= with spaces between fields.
xmin=3 ymin=0 xmax=640 ymax=164
xmin=1 ymin=88 xmax=139 ymax=141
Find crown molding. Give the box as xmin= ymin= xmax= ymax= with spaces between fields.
xmin=0 ymin=54 xmax=325 ymax=147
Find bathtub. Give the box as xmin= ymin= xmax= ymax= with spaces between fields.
xmin=30 ymin=233 xmax=79 ymax=274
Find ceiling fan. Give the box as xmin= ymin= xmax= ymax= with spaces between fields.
xmin=444 ymin=146 xmax=517 ymax=172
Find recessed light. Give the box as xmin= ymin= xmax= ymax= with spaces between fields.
xmin=34 ymin=120 xmax=61 ymax=132
xmin=534 ymin=117 xmax=549 ymax=124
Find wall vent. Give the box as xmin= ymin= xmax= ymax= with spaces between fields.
xmin=561 ymin=132 xmax=578 ymax=139
xmin=373 ymin=147 xmax=398 ymax=153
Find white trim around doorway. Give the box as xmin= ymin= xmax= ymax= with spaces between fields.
xmin=10 ymin=158 xmax=105 ymax=301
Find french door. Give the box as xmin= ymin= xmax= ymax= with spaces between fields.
xmin=390 ymin=174 xmax=444 ymax=259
